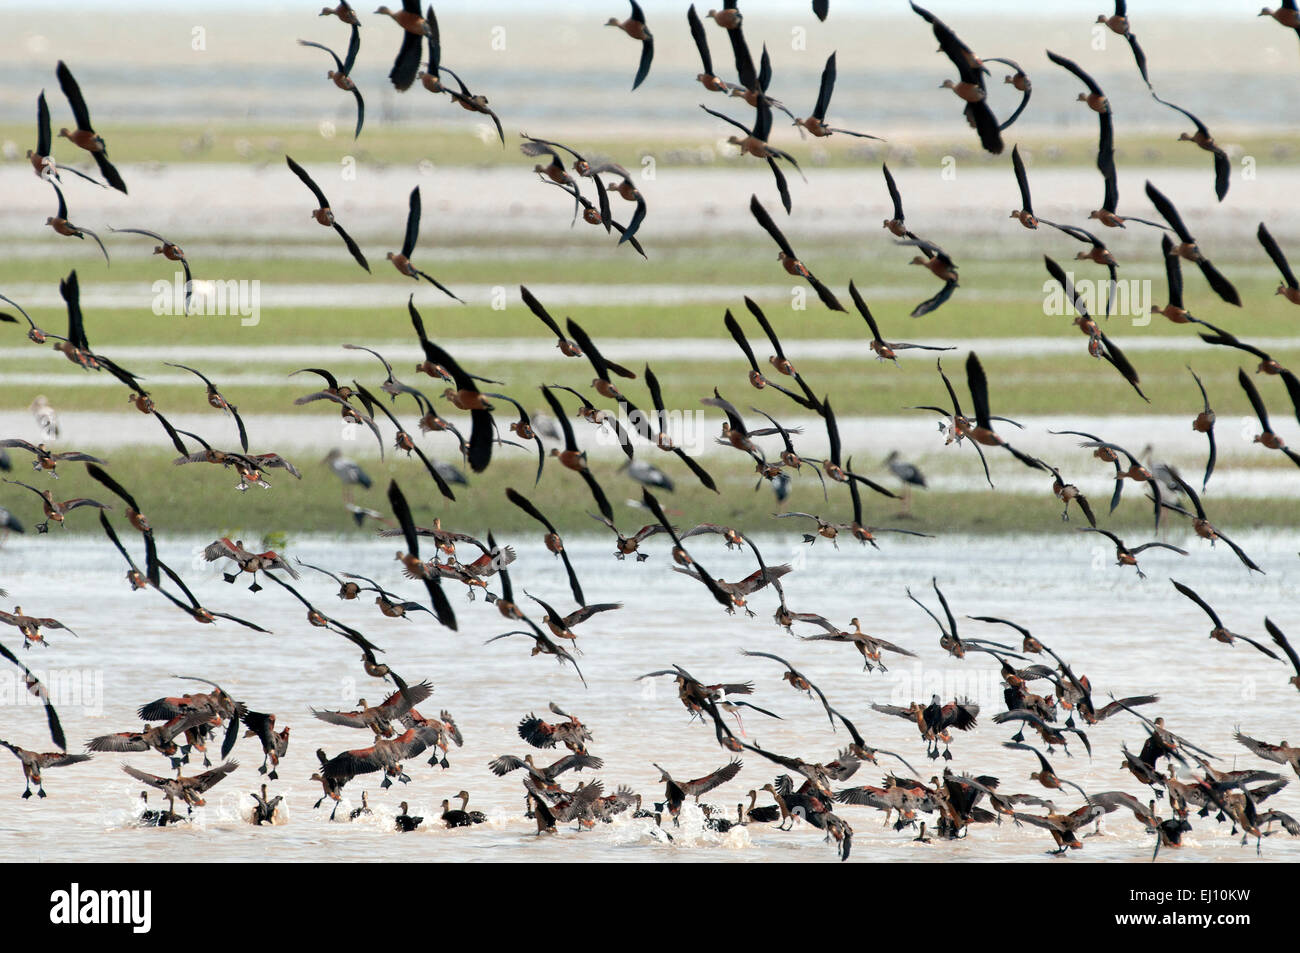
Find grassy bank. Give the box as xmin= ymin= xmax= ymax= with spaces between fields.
xmin=4 ymin=448 xmax=1293 ymax=541
xmin=8 ymin=122 xmax=1297 ymax=171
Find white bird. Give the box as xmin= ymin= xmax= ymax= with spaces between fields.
xmin=29 ymin=396 xmax=58 ymax=441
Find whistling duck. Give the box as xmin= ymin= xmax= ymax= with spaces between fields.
xmin=912 ymin=3 xmax=1002 ymax=153
xmin=1014 ymin=803 xmax=1105 ymax=854
xmin=654 ymin=759 xmax=742 ymax=821
xmin=1180 ymin=367 xmax=1219 ymax=492
xmin=3 ymin=480 xmax=108 ymax=534
xmin=1008 ymin=144 xmax=1042 ymax=229
xmin=123 ymin=761 xmax=239 ymax=815
xmin=113 ymin=224 xmax=194 ymax=297
xmin=376 ymin=1 xmax=430 ymax=91
xmin=202 ymin=538 xmax=299 ymax=592
xmin=1263 ymin=620 xmax=1300 ymax=693
xmin=317 ymin=723 xmax=443 ymax=800
xmin=539 ymin=385 xmax=614 ymax=522
xmin=1047 ymin=50 xmax=1108 ymax=113
xmin=164 ymin=362 xmax=248 ymax=448
xmin=873 ymin=694 xmax=980 ymax=760
xmin=1003 ymin=741 xmax=1089 ymax=800
xmin=1259 ymin=4 xmax=1300 ymax=34
xmin=0 ymin=740 xmax=90 ymax=799
xmin=348 ymin=791 xmax=371 ymax=819
xmin=395 ymin=801 xmax=423 ymax=832
xmin=1042 ymin=463 xmax=1096 ymax=527
xmin=723 ymin=299 xmax=821 ymax=410
xmin=1236 ymin=732 xmax=1300 ymax=778
xmin=706 ymin=2 xmax=742 ymax=29
xmin=520 ymin=132 xmax=615 ymax=225
xmin=525 ymin=591 xmax=621 ymax=644
xmin=795 ymin=615 xmax=918 ymax=673
xmin=439 ymin=66 xmax=504 ymax=145
xmin=521 ymin=285 xmax=583 ymax=357
xmin=793 ymin=53 xmax=881 ymax=140
xmin=99 ymin=512 xmax=154 ymax=590
xmin=1153 ymin=94 xmax=1228 ymax=200
xmin=1258 ymin=222 xmax=1300 ymax=304
xmin=27 ymin=89 xmax=103 ymax=186
xmin=414 ymin=5 xmax=445 ymax=93
xmin=688 ymin=5 xmax=729 ymax=91
xmin=899 ymin=237 xmax=960 ymax=317
xmin=299 ymin=30 xmax=365 ymax=140
xmin=286 ymin=156 xmax=369 ymax=271
xmin=1080 ymin=527 xmax=1186 ymax=578
xmin=1145 ymin=181 xmax=1240 ymax=305
xmin=518 ymin=703 xmax=592 ymax=755
xmin=0 ymin=439 xmax=103 ymax=477
xmin=1239 ymin=366 xmax=1300 ymax=468
xmin=86 ymin=711 xmax=213 ymax=769
xmin=45 ymin=182 xmax=108 ymax=263
xmin=507 ymin=487 xmax=586 ymax=604
xmin=242 ymin=711 xmax=290 ymax=779
xmin=386 ymin=187 xmax=463 ymax=301
xmin=441 ymin=791 xmax=488 ymax=827
xmin=490 ymin=753 xmax=604 ymax=793
xmin=250 ymin=784 xmax=283 ymax=825
xmin=54 ymin=61 xmax=126 ymax=192
xmin=606 ymin=1 xmax=654 ymax=90
xmin=311 ymin=681 xmax=433 ymax=739
xmin=880 ymin=162 xmax=912 ymax=238
xmin=399 ymin=705 xmax=462 ymax=769
xmin=704 ymin=99 xmax=804 ymax=214
xmin=137 ymin=791 xmax=184 ymax=827
xmin=485 ymin=625 xmax=588 ymax=688
xmin=749 ymin=195 xmax=845 ymax=309
xmin=740 ymin=649 xmax=835 ymax=727
xmin=1171 ymin=580 xmax=1279 ymax=659
xmin=1157 ymin=465 xmax=1265 ymax=572
xmin=386 ymin=479 xmax=457 ymax=628
xmin=321 ymin=2 xmax=360 ymax=24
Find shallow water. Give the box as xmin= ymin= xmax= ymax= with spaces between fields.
xmin=0 ymin=533 xmax=1296 ymax=863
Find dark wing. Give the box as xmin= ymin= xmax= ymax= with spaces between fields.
xmin=1258 ymin=222 xmax=1298 ymax=289
xmin=1012 ymin=144 xmax=1032 ymax=214
xmin=286 ymin=154 xmax=330 ymax=207
xmin=1144 ymin=180 xmax=1194 ymax=243
xmin=1265 ymin=619 xmax=1300 ymax=678
xmin=966 ymin=99 xmax=1003 ymax=155
xmin=56 ymin=61 xmax=94 ymax=132
xmin=1239 ymin=367 xmax=1273 ymax=433
xmin=1171 ymin=579 xmax=1222 ymax=628
xmin=910 ymin=279 xmax=958 ymax=318
xmin=389 ymin=480 xmax=456 ymax=630
xmin=749 ymin=193 xmax=795 ymax=258
xmin=883 ymin=162 xmax=904 ymax=221
xmin=687 ymin=4 xmax=713 ymax=76
xmin=298 ymin=38 xmax=346 ymax=74
xmin=1045 ymin=50 xmax=1104 ymax=96
xmin=520 ymin=285 xmax=566 ymax=339
xmin=812 ymin=52 xmax=836 ymax=121
xmin=632 ymin=30 xmax=654 ymax=92
xmin=965 ymin=351 xmax=993 ymax=430
xmin=401 ymin=187 xmax=421 ymax=259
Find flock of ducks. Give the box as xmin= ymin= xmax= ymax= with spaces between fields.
xmin=2 ymin=1 xmax=1299 ymax=860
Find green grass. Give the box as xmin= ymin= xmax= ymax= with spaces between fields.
xmin=7 ymin=343 xmax=1300 ymax=422
xmin=9 ymin=121 xmax=1300 ymax=171
xmin=8 ymin=448 xmax=1295 ymax=542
